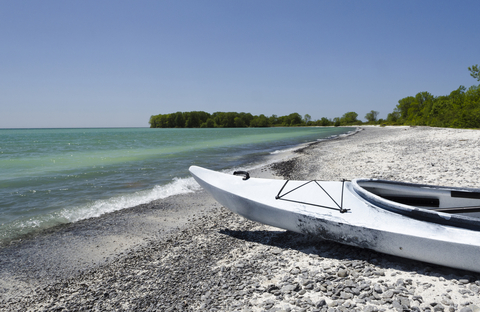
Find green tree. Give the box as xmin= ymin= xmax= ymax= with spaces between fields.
xmin=185 ymin=112 xmax=201 ymax=128
xmin=234 ymin=117 xmax=246 ymax=127
xmin=365 ymin=110 xmax=379 ymax=123
xmin=303 ymin=114 xmax=311 ymax=124
xmin=174 ymin=112 xmax=185 ymax=128
xmin=150 ymin=114 xmax=168 ymax=128
xmin=319 ymin=117 xmax=332 ymax=126
xmin=149 ymin=115 xmax=158 ymax=128
xmin=238 ymin=112 xmax=253 ymax=127
xmin=403 ymin=92 xmax=435 ymax=125
xmin=200 ymin=118 xmax=215 ymax=128
xmin=285 ymin=113 xmax=302 ymax=126
xmin=395 ymin=96 xmax=415 ymax=122
xmin=165 ymin=113 xmax=176 ymax=128
xmin=386 ymin=110 xmax=400 ymax=124
xmin=250 ymin=114 xmax=269 ymax=127
xmin=340 ymin=112 xmax=359 ymax=125
xmin=333 ymin=117 xmax=341 ymax=127
xmin=269 ymin=114 xmax=279 ymax=126
xmin=468 ymin=64 xmax=479 ymax=81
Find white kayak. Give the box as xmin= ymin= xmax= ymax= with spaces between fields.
xmin=189 ymin=166 xmax=480 ymax=273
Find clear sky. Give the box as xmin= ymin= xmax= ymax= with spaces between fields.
xmin=1 ymin=0 xmax=479 ymax=128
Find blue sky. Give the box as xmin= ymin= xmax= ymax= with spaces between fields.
xmin=1 ymin=0 xmax=479 ymax=128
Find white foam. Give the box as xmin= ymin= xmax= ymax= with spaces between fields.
xmin=0 ymin=177 xmax=202 ymax=244
xmin=270 ymin=147 xmax=298 ymax=155
xmin=61 ymin=177 xmax=201 ymax=223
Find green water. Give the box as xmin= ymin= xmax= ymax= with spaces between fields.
xmin=0 ymin=127 xmax=354 ymax=244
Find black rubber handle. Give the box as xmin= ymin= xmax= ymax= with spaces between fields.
xmin=233 ymin=171 xmax=250 ymax=180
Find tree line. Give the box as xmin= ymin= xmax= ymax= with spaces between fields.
xmin=150 ymin=112 xmax=306 ymax=128
xmin=150 ymin=65 xmax=480 ymax=129
xmin=384 ymin=65 xmax=480 ymax=128
xmin=149 ymin=111 xmax=370 ymax=128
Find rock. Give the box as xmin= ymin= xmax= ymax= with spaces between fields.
xmin=281 ymin=283 xmax=300 ymax=294
xmin=433 ymin=304 xmax=445 ymax=312
xmin=382 ymin=290 xmax=394 ymax=298
xmin=340 ymin=291 xmax=353 ymax=299
xmin=304 ymin=283 xmax=314 ymax=290
xmin=465 ymin=305 xmax=480 ymax=312
xmin=373 ymin=283 xmax=383 ymax=293
xmin=398 ymin=296 xmax=410 ymax=308
xmin=290 ymin=268 xmax=301 ymax=275
xmin=392 ymin=300 xmax=405 ymax=311
xmin=337 ymin=269 xmax=348 ymax=277
xmin=271 ymin=248 xmax=282 ymax=255
xmin=468 ymin=284 xmax=479 ymax=294
xmin=441 ymin=298 xmax=454 ymax=306
xmin=412 ymin=295 xmax=423 ymax=303
xmin=458 ymin=289 xmax=472 ymax=295
xmin=316 ymin=299 xmax=327 ymax=308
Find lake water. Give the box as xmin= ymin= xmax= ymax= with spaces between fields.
xmin=0 ymin=127 xmax=353 ymax=245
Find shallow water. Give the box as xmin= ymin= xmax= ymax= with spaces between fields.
xmin=0 ymin=127 xmax=353 ymax=244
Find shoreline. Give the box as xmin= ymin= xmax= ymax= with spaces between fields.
xmin=2 ymin=126 xmax=480 ymax=311
xmin=0 ymin=126 xmax=353 ymax=248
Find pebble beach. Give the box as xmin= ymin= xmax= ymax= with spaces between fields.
xmin=1 ymin=126 xmax=480 ymax=312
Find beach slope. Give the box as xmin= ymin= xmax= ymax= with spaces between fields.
xmin=1 ymin=126 xmax=480 ymax=311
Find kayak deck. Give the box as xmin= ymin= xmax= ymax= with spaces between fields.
xmin=189 ymin=166 xmax=480 ymax=272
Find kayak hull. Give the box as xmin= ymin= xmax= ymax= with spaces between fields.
xmin=189 ymin=166 xmax=480 ymax=273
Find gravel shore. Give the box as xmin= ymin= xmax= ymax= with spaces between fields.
xmin=1 ymin=126 xmax=480 ymax=312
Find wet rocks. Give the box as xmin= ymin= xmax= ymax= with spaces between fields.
xmin=2 ymin=207 xmax=480 ymax=312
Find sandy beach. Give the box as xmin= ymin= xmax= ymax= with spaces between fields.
xmin=1 ymin=126 xmax=480 ymax=312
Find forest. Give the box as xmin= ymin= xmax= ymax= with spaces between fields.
xmin=384 ymin=85 xmax=480 ymax=128
xmin=148 ymin=111 xmax=366 ymax=128
xmin=150 ymin=65 xmax=480 ymax=129
xmin=374 ymin=65 xmax=480 ymax=128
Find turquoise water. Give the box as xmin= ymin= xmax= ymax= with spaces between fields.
xmin=0 ymin=127 xmax=353 ymax=245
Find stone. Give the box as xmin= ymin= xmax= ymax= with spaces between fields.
xmin=340 ymin=291 xmax=353 ymax=299
xmin=382 ymin=290 xmax=394 ymax=299
xmin=441 ymin=297 xmax=454 ymax=306
xmin=373 ymin=284 xmax=383 ymax=293
xmin=337 ymin=269 xmax=348 ymax=278
xmin=459 ymin=289 xmax=472 ymax=295
xmin=412 ymin=295 xmax=423 ymax=303
xmin=468 ymin=284 xmax=479 ymax=293
xmin=281 ymin=284 xmax=300 ymax=294
xmin=392 ymin=300 xmax=404 ymax=311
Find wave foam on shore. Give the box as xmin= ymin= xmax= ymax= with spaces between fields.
xmin=63 ymin=177 xmax=202 ymax=222
xmin=0 ymin=177 xmax=202 ymax=246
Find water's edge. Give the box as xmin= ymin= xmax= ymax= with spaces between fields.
xmin=1 ymin=127 xmax=359 ymax=247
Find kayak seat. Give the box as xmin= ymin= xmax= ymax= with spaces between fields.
xmin=382 ymin=196 xmax=439 ymax=207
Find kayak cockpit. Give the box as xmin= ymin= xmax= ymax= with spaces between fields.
xmin=352 ymin=179 xmax=480 ymax=230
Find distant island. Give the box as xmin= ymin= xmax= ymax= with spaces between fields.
xmin=150 ymin=65 xmax=480 ymax=129
xmin=149 ymin=111 xmax=359 ymax=128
